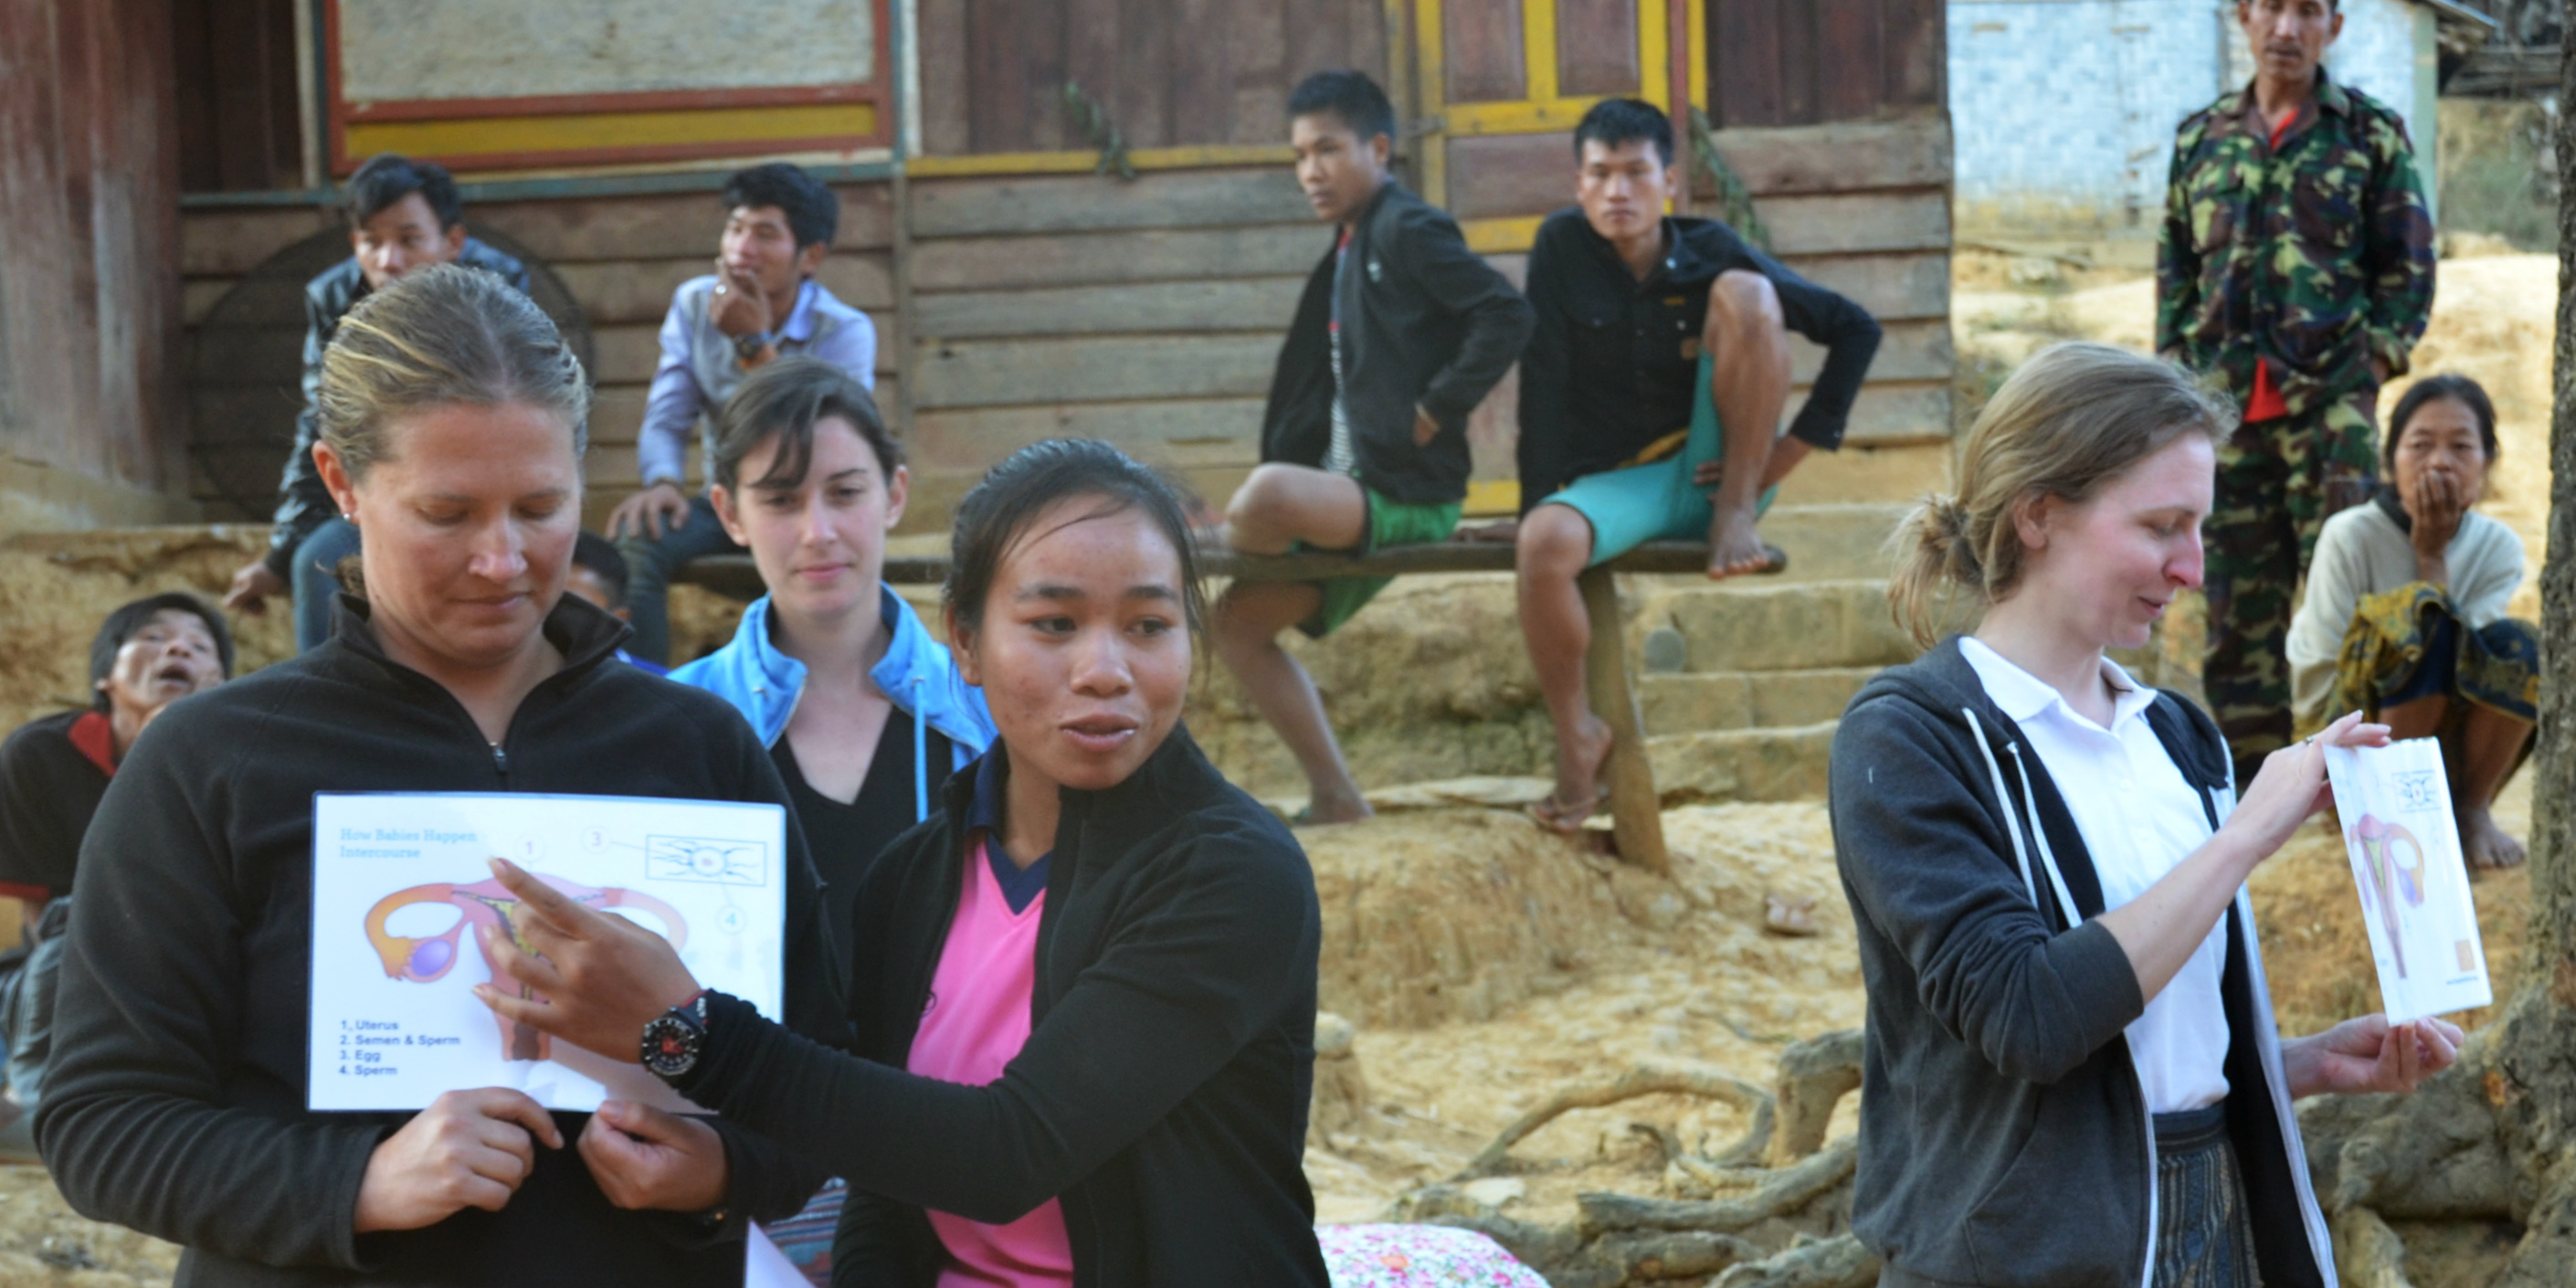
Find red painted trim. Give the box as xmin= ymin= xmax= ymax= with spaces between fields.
xmin=871 ymin=0 xmax=894 ymax=145
xmin=1669 ymin=0 xmax=1693 ymax=206
xmin=372 ymin=133 xmax=883 ymax=176
xmin=0 ymin=882 xmax=51 ymax=905
xmin=324 ymin=0 xmax=348 ymax=176
xmin=345 ymin=83 xmax=877 ymax=123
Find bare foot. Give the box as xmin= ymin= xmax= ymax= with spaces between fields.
xmin=2461 ymin=807 xmax=2527 ymax=870
xmin=1303 ymin=788 xmax=1375 ymax=827
xmin=1705 ymin=506 xmax=1773 ymax=580
xmin=1764 ymin=892 xmax=1820 ymax=937
xmin=1557 ymin=713 xmax=1614 ymax=806
xmin=1529 ymin=715 xmax=1612 ymax=836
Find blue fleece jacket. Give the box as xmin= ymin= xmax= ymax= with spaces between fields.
xmin=670 ymin=586 xmax=994 ymax=824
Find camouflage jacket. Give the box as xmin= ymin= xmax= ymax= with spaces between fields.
xmin=2155 ymin=72 xmax=2433 ymax=417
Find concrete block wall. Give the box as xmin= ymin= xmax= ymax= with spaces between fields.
xmin=1956 ymin=0 xmax=2432 ymax=240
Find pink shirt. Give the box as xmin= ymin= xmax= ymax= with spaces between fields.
xmin=904 ymin=838 xmax=1072 ymax=1288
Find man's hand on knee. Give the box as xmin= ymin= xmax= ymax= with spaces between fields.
xmin=607 ymin=482 xmax=691 ymax=543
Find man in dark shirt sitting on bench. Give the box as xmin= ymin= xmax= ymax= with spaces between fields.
xmin=1515 ymin=99 xmax=1881 ymax=831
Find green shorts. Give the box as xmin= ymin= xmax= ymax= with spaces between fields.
xmin=1539 ymin=350 xmax=1777 ymax=567
xmin=1295 ymin=487 xmax=1462 ymax=639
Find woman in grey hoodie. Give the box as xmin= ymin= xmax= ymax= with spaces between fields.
xmin=1831 ymin=343 xmax=2463 ymax=1288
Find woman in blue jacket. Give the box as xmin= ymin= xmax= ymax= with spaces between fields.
xmin=668 ymin=357 xmax=991 ymax=1279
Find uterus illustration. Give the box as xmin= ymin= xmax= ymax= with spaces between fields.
xmin=364 ymin=873 xmax=686 ymax=1061
xmin=2349 ymin=813 xmax=2428 ymax=979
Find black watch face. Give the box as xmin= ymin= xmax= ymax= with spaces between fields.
xmin=641 ymin=1014 xmax=699 ymax=1077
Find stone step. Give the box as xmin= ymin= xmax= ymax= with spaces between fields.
xmin=1630 ymin=577 xmax=1918 ymax=675
xmin=1646 ymin=721 xmax=1839 ymax=805
xmin=1750 ymin=502 xmax=1916 ymax=584
xmin=1639 ymin=666 xmax=1879 ymax=734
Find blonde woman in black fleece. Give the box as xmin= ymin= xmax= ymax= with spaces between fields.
xmin=37 ymin=264 xmax=842 ymax=1287
xmin=1832 ymin=343 xmax=2462 ymax=1288
xmin=472 ymin=438 xmax=1333 ymax=1287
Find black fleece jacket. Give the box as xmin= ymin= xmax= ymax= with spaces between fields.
xmin=1830 ymin=639 xmax=2332 ymax=1288
xmin=1261 ymin=183 xmax=1534 ymax=504
xmin=670 ymin=728 xmax=1330 ymax=1288
xmin=37 ymin=595 xmax=839 ymax=1288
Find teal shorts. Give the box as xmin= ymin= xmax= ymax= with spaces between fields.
xmin=1539 ymin=350 xmax=1778 ymax=567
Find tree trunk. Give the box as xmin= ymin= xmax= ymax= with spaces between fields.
xmin=2481 ymin=20 xmax=2576 ymax=1280
xmin=2293 ymin=20 xmax=2576 ymax=1285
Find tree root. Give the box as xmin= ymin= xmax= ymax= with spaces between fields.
xmin=2331 ymin=1206 xmax=2417 ymax=1288
xmin=1420 ymin=1034 xmax=1872 ymax=1284
xmin=2298 ymin=1021 xmax=2513 ymax=1219
xmin=1768 ymin=1030 xmax=1863 ymax=1167
xmin=1712 ymin=1233 xmax=1882 ymax=1288
xmin=1455 ymin=1060 xmax=1774 ymax=1179
xmin=1578 ymin=1140 xmax=1859 ymax=1236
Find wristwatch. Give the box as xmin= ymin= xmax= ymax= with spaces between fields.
xmin=731 ymin=331 xmax=773 ymax=364
xmin=640 ymin=990 xmax=712 ymax=1083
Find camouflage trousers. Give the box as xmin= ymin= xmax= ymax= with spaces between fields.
xmin=2203 ymin=387 xmax=2380 ymax=781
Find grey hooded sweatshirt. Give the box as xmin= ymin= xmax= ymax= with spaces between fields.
xmin=1829 ymin=639 xmax=2332 ymax=1288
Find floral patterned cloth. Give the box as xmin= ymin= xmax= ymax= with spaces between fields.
xmin=1317 ymin=1224 xmax=1547 ymax=1287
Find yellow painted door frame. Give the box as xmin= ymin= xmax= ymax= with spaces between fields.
xmin=1411 ymin=0 xmax=1669 ymax=228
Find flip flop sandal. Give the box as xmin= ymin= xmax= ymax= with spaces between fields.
xmin=1525 ymin=787 xmax=1610 ymax=837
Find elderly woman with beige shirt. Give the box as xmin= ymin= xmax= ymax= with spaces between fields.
xmin=2286 ymin=375 xmax=2536 ymax=870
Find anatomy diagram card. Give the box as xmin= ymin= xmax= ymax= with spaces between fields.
xmin=307 ymin=792 xmax=786 ymax=1114
xmin=2321 ymin=740 xmax=2492 ymax=1024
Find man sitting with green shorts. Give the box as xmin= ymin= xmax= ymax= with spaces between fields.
xmin=1515 ymin=99 xmax=1880 ymax=831
xmin=1214 ymin=69 xmax=1534 ymax=824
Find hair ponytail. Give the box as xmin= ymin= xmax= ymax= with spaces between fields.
xmin=1884 ymin=342 xmax=2233 ymax=647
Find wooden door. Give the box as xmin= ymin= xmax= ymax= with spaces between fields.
xmin=1411 ymin=0 xmax=1679 ymax=241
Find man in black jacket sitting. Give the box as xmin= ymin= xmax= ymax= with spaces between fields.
xmin=1514 ymin=99 xmax=1881 ymax=829
xmin=220 ymin=154 xmax=529 ymax=653
xmin=1212 ymin=70 xmax=1534 ymax=825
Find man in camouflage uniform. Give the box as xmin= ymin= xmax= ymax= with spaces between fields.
xmin=2158 ymin=0 xmax=2434 ymax=784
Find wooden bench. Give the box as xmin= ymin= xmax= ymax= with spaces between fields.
xmin=679 ymin=541 xmax=1781 ymax=875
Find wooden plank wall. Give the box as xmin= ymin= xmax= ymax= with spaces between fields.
xmin=0 ymin=0 xmax=191 ymax=524
xmin=916 ymin=0 xmax=1385 ymax=153
xmin=176 ymin=127 xmax=1952 ymax=531
xmin=901 ymin=164 xmax=1319 ymax=524
xmin=174 ymin=185 xmax=897 ymax=529
xmin=1447 ymin=117 xmax=1958 ymax=449
xmin=1705 ymin=0 xmax=1944 ymax=129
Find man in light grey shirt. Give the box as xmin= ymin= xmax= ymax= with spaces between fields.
xmin=605 ymin=163 xmax=877 ymax=664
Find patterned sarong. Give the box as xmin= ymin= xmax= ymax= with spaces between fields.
xmin=2328 ymin=582 xmax=2539 ymax=726
xmin=2151 ymin=1105 xmax=2259 ymax=1288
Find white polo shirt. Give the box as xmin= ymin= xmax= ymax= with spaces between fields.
xmin=1960 ymin=638 xmax=2232 ymax=1113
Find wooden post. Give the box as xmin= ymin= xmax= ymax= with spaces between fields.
xmin=1578 ymin=565 xmax=1669 ymax=876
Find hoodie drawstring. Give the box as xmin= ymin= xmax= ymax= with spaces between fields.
xmin=2005 ymin=743 xmax=2084 ymax=932
xmin=1963 ymin=709 xmax=2043 ymax=913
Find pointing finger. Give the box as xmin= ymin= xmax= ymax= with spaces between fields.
xmin=487 ymin=859 xmax=597 ymax=940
